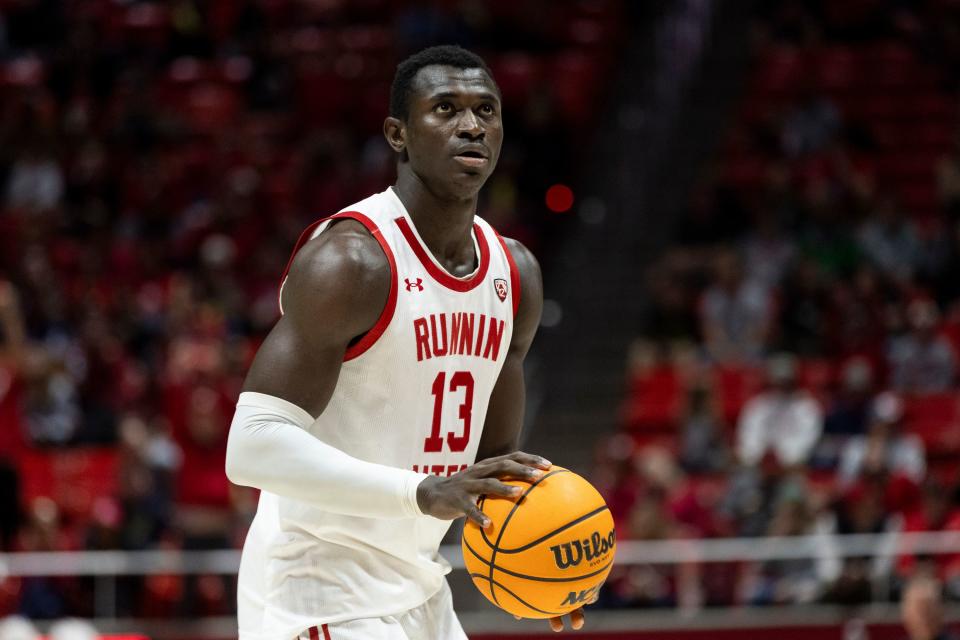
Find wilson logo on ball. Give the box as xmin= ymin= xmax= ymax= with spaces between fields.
xmin=549 ymin=528 xmax=616 ymax=569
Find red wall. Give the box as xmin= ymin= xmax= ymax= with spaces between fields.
xmin=472 ymin=623 xmax=913 ymax=640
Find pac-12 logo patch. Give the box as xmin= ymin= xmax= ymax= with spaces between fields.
xmin=494 ymin=278 xmax=508 ymax=302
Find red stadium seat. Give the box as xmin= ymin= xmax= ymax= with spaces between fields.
xmin=1 ymin=57 xmax=45 ymax=87
xmin=18 ymin=448 xmax=119 ymax=520
xmin=903 ymin=393 xmax=960 ymax=453
xmin=811 ymin=47 xmax=858 ymax=93
xmin=897 ymin=182 xmax=938 ymax=213
xmin=622 ymin=365 xmax=684 ymax=432
xmin=875 ymin=152 xmax=936 ymax=180
xmin=551 ymin=51 xmax=603 ymax=124
xmin=713 ymin=365 xmax=765 ymax=425
xmin=752 ymin=46 xmax=803 ymax=97
xmin=489 ymin=53 xmax=543 ymax=104
xmin=184 ymin=83 xmax=241 ymax=134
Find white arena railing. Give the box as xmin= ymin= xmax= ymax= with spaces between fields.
xmin=4 ymin=530 xmax=960 ymax=576
xmin=4 ymin=531 xmax=960 ymax=636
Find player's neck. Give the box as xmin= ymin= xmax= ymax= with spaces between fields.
xmin=392 ymin=172 xmax=478 ymax=264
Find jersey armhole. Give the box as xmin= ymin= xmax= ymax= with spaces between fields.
xmin=278 ymin=211 xmax=399 ymax=362
xmin=493 ymin=232 xmax=521 ymax=317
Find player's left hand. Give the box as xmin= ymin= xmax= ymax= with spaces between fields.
xmin=514 ymin=595 xmax=597 ymax=632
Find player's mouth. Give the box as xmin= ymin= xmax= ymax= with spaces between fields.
xmin=453 ymin=147 xmax=489 ymax=168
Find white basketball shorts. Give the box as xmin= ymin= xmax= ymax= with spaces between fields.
xmin=294 ymin=581 xmax=468 ymax=640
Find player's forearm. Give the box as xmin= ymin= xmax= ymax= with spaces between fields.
xmin=225 ymin=391 xmax=426 ymax=518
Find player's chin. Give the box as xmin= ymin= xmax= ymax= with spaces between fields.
xmin=446 ymin=173 xmax=491 ymax=198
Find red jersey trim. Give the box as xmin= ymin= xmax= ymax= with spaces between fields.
xmin=494 ymin=232 xmax=521 ymax=317
xmin=393 ymin=216 xmax=490 ymax=292
xmin=278 ymin=211 xmax=398 ymax=363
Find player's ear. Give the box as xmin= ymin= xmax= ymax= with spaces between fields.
xmin=384 ymin=117 xmax=406 ymax=155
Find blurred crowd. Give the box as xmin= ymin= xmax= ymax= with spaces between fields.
xmin=599 ymin=0 xmax=960 ymax=610
xmin=0 ymin=0 xmax=624 ymax=620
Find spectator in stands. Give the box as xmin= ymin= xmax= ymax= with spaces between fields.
xmin=740 ymin=491 xmax=821 ymax=604
xmin=797 ymin=179 xmax=861 ymax=277
xmin=21 ymin=344 xmax=82 ymax=446
xmin=937 ymin=134 xmax=960 ymax=220
xmin=609 ymin=450 xmax=706 ymax=609
xmin=934 ymin=221 xmax=960 ymax=309
xmin=721 ymin=458 xmax=810 ymax=538
xmin=898 ymin=481 xmax=960 ymax=588
xmin=700 ymin=250 xmax=775 ymax=363
xmin=0 ymin=282 xmax=27 ymax=550
xmin=3 ymin=141 xmax=63 ymax=214
xmin=117 ymin=413 xmax=180 ymax=550
xmin=838 ymin=392 xmax=926 ymax=488
xmin=740 ymin=209 xmax=797 ymax=290
xmin=644 ymin=261 xmax=699 ymax=348
xmin=17 ymin=498 xmax=74 ymax=619
xmin=676 ymin=183 xmax=749 ymax=249
xmin=736 ymin=353 xmax=824 ymax=468
xmin=813 ymin=357 xmax=875 ymax=468
xmin=781 ymin=84 xmax=840 ymax=158
xmin=901 ymin=575 xmax=958 ymax=640
xmin=827 ymin=265 xmax=891 ymax=360
xmin=857 ymin=197 xmax=923 ymax=285
xmin=679 ymin=379 xmax=730 ymax=473
xmin=778 ymin=257 xmax=831 ymax=356
xmin=822 ymin=478 xmax=899 ymax=605
xmin=888 ymin=299 xmax=957 ymax=394
xmin=825 ymin=357 xmax=875 ymax=437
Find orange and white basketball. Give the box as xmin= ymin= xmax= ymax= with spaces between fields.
xmin=461 ymin=466 xmax=616 ymax=619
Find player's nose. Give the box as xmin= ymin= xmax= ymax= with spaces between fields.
xmin=456 ymin=110 xmax=483 ymax=139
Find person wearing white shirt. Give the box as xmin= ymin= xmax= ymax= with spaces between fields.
xmin=736 ymin=353 xmax=824 ymax=467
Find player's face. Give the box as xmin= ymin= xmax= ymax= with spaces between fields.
xmin=402 ymin=65 xmax=503 ymax=200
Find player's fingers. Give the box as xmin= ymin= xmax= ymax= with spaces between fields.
xmin=570 ymin=608 xmax=586 ymax=630
xmin=464 ymin=501 xmax=492 ymax=530
xmin=471 ymin=478 xmax=523 ymax=498
xmin=549 ymin=616 xmax=563 ymax=632
xmin=486 ymin=459 xmax=545 ymax=481
xmin=506 ymin=451 xmax=552 ymax=469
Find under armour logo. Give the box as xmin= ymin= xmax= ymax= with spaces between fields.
xmin=405 ymin=278 xmax=424 ymax=292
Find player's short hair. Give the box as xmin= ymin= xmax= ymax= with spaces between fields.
xmin=389 ymin=45 xmax=496 ymax=121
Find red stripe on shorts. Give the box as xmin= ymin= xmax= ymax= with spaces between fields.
xmin=308 ymin=627 xmax=320 ymax=640
xmin=322 ymin=624 xmax=331 ymax=640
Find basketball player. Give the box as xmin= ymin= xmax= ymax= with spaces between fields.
xmin=226 ymin=46 xmax=590 ymax=639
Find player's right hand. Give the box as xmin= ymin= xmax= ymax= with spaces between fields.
xmin=415 ymin=451 xmax=551 ymax=529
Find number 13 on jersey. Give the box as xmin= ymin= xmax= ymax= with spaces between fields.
xmin=423 ymin=371 xmax=474 ymax=453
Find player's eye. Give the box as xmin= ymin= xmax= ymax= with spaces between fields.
xmin=478 ymin=104 xmax=496 ymax=116
xmin=434 ymin=102 xmax=454 ymax=114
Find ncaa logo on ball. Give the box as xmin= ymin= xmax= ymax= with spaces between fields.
xmin=549 ymin=528 xmax=616 ymax=569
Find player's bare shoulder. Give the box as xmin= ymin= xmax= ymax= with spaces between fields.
xmin=281 ymin=219 xmax=391 ymax=338
xmin=500 ymin=237 xmax=543 ymax=347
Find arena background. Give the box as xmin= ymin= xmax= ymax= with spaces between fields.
xmin=2 ymin=0 xmax=960 ymax=638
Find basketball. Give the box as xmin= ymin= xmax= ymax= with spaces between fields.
xmin=461 ymin=467 xmax=616 ymax=619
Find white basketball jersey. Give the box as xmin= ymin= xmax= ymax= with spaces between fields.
xmin=237 ymin=187 xmax=519 ymax=639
